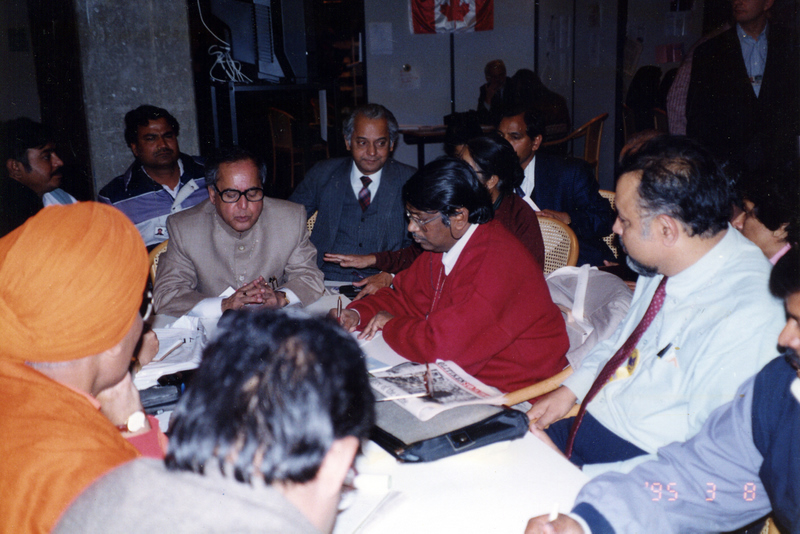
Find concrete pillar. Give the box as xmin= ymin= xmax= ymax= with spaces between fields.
xmin=73 ymin=0 xmax=199 ymax=191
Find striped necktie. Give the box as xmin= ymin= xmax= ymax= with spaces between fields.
xmin=565 ymin=276 xmax=668 ymax=458
xmin=358 ymin=176 xmax=372 ymax=211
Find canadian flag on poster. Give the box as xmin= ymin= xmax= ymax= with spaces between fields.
xmin=410 ymin=0 xmax=494 ymax=34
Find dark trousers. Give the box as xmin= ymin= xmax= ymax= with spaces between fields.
xmin=545 ymin=412 xmax=648 ymax=468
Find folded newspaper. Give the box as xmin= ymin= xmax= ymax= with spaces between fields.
xmin=370 ymin=360 xmax=506 ymax=421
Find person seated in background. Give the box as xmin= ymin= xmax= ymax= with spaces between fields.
xmin=0 ymin=203 xmax=165 ymax=534
xmin=336 ymin=158 xmax=568 ymax=393
xmin=733 ymin=165 xmax=798 ymax=265
xmin=497 ymin=109 xmax=616 ymax=266
xmin=525 ymin=249 xmax=800 ymax=534
xmin=0 ymin=117 xmax=76 ymax=237
xmin=326 ymin=134 xmax=546 ymax=298
xmin=289 ymin=104 xmax=416 ymax=282
xmin=477 ymin=59 xmax=513 ymax=125
xmin=508 ymin=69 xmax=571 ymax=153
xmin=153 ymin=146 xmax=324 ymax=318
xmin=54 ymin=309 xmax=375 ymax=534
xmin=527 ymin=135 xmax=784 ymax=475
xmin=99 ymin=105 xmax=207 ymax=248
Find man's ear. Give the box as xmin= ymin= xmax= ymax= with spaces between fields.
xmin=531 ymin=135 xmax=543 ymax=154
xmin=207 ymin=185 xmax=218 ymax=205
xmin=130 ymin=143 xmax=140 ymax=159
xmin=486 ymin=175 xmax=500 ymax=191
xmin=6 ymin=159 xmax=21 ymax=181
xmin=315 ymin=436 xmax=359 ymax=501
xmin=656 ymin=214 xmax=681 ymax=246
xmin=344 ymin=136 xmax=352 ymax=152
xmin=450 ymin=207 xmax=471 ymax=235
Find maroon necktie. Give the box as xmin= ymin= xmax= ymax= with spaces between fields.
xmin=565 ymin=276 xmax=668 ymax=458
xmin=358 ymin=176 xmax=372 ymax=211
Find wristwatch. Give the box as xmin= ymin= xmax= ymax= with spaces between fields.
xmin=277 ymin=291 xmax=289 ymax=307
xmin=116 ymin=410 xmax=147 ymax=433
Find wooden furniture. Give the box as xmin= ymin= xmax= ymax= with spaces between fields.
xmin=268 ymin=107 xmax=328 ymax=190
xmin=542 ymin=112 xmax=609 ymax=181
xmin=598 ymin=189 xmax=619 ymax=258
xmin=537 ymin=214 xmax=580 ymax=275
xmin=148 ymin=240 xmax=169 ymax=284
xmin=399 ymin=124 xmax=494 ymax=169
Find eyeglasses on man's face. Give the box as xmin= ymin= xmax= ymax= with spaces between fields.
xmin=213 ymin=185 xmax=265 ymax=203
xmin=405 ymin=210 xmax=441 ymax=231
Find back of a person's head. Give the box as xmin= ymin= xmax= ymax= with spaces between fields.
xmin=165 ymin=309 xmax=374 ymax=485
xmin=1 ymin=118 xmax=52 ymax=170
xmin=620 ymin=135 xmax=733 ymax=238
xmin=465 ymin=134 xmax=524 ymax=194
xmin=403 ymin=157 xmax=493 ymax=224
xmin=740 ymin=165 xmax=800 ymax=247
xmin=444 ymin=112 xmax=483 ymax=156
xmin=770 ymin=247 xmax=800 ymax=299
xmin=124 ymin=105 xmax=179 ymax=146
xmin=342 ymin=103 xmax=399 ymax=146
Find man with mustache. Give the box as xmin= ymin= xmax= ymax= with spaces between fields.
xmin=99 ymin=105 xmax=207 ymax=248
xmin=337 ymin=157 xmax=568 ymax=393
xmin=527 ymin=136 xmax=784 ymax=475
xmin=525 ymin=249 xmax=800 ymax=534
xmin=0 ymin=117 xmax=75 ymax=237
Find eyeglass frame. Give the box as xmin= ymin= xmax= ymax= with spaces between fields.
xmin=405 ymin=209 xmax=447 ymax=231
xmin=213 ymin=185 xmax=265 ymax=203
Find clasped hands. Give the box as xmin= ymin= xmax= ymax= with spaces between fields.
xmin=221 ymin=276 xmax=286 ymax=312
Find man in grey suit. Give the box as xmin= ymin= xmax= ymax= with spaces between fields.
xmin=289 ymin=104 xmax=416 ymax=282
xmin=153 ymin=147 xmax=325 ymax=318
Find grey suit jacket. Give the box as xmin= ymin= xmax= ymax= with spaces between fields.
xmin=153 ymin=198 xmax=325 ymax=316
xmin=288 ymin=157 xmax=416 ymax=269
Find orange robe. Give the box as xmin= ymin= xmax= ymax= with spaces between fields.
xmin=0 ymin=359 xmax=140 ymax=533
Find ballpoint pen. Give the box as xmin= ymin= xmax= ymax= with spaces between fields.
xmin=337 ymin=296 xmax=342 ymax=321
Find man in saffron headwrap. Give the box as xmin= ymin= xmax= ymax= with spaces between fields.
xmin=0 ymin=202 xmax=165 ymax=533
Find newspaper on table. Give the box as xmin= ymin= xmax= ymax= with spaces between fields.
xmin=133 ymin=315 xmax=208 ymax=390
xmin=370 ymin=359 xmax=506 ymax=421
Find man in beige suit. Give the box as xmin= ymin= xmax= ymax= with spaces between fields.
xmin=153 ymin=147 xmax=325 ymax=317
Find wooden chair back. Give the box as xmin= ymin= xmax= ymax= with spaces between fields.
xmin=542 ymin=113 xmax=609 ymax=181
xmin=306 ymin=210 xmax=318 ymax=234
xmin=537 ymin=214 xmax=579 ymax=275
xmin=653 ymin=107 xmax=668 ymax=132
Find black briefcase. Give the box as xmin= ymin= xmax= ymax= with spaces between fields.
xmin=370 ymin=401 xmax=529 ymax=462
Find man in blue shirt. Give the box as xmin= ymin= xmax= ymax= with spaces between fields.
xmin=99 ymin=106 xmax=207 ymax=248
xmin=525 ymin=249 xmax=800 ymax=534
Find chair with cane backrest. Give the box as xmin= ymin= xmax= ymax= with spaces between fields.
xmin=598 ymin=189 xmax=619 ymax=259
xmin=537 ymin=214 xmax=579 ymax=275
xmin=148 ymin=240 xmax=169 ymax=284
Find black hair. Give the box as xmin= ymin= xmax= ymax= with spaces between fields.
xmin=770 ymin=247 xmax=800 ymax=299
xmin=464 ymin=134 xmax=524 ymax=195
xmin=402 ymin=157 xmax=493 ymax=225
xmin=499 ymin=108 xmax=545 ymax=140
xmin=165 ymin=309 xmax=374 ymax=484
xmin=739 ymin=165 xmax=800 ymax=247
xmin=204 ymin=146 xmax=267 ymax=187
xmin=443 ymin=112 xmax=483 ymax=157
xmin=342 ymin=103 xmax=399 ymax=146
xmin=620 ymin=135 xmax=733 ymax=237
xmin=124 ymin=105 xmax=180 ymax=146
xmin=1 ymin=118 xmax=53 ymax=171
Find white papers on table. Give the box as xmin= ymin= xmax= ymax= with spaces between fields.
xmin=357 ymin=332 xmax=407 ymax=372
xmin=370 ymin=360 xmax=504 ymax=421
xmin=133 ymin=316 xmax=207 ymax=390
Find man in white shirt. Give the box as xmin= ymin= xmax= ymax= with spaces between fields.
xmin=497 ymin=109 xmax=615 ymax=266
xmin=527 ymin=135 xmax=784 ymax=476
